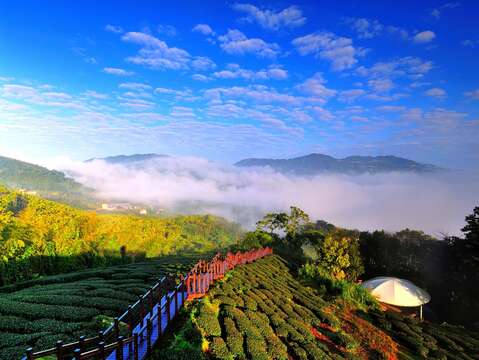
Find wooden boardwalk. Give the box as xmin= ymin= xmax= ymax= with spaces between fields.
xmin=24 ymin=247 xmax=273 ymax=360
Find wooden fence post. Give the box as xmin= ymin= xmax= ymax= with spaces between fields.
xmin=158 ymin=300 xmax=163 ymax=335
xmin=114 ymin=317 xmax=120 ymax=339
xmin=147 ymin=318 xmax=152 ymax=354
xmin=78 ymin=335 xmax=85 ymax=352
xmin=166 ymin=294 xmax=171 ymax=324
xmin=127 ymin=305 xmax=133 ymax=332
xmin=181 ymin=277 xmax=185 ymax=304
xmin=98 ymin=330 xmax=104 ymax=344
xmin=133 ymin=333 xmax=139 ymax=360
xmin=116 ymin=336 xmax=124 ymax=360
xmin=98 ymin=341 xmax=105 ymax=360
xmin=73 ymin=348 xmax=81 ymax=360
xmin=55 ymin=340 xmax=64 ymax=359
xmin=140 ymin=295 xmax=145 ymax=327
xmin=175 ymin=288 xmax=179 ymax=316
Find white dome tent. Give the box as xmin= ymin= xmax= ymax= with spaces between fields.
xmin=361 ymin=277 xmax=431 ymax=320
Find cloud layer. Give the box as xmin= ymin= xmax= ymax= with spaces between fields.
xmin=54 ymin=156 xmax=479 ymax=236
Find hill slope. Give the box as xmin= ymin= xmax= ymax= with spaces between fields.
xmin=85 ymin=153 xmax=169 ymax=165
xmin=235 ymin=153 xmax=442 ymax=175
xmin=156 ymin=255 xmax=479 ymax=359
xmin=0 ymin=186 xmax=242 ymax=285
xmin=0 ymin=156 xmax=94 ymax=207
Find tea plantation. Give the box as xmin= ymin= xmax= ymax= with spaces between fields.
xmin=0 ymin=254 xmax=205 ymax=360
xmin=161 ymin=255 xmax=479 ymax=360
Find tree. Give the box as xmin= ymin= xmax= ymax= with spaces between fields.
xmin=256 ymin=206 xmax=310 ymax=241
xmin=239 ymin=230 xmax=273 ymax=250
xmin=315 ymin=230 xmax=364 ymax=281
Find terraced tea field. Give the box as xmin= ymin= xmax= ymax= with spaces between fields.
xmin=177 ymin=255 xmax=479 ymax=360
xmin=0 ymin=254 xmax=206 ymax=360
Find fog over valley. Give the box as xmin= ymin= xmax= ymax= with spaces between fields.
xmin=49 ymin=156 xmax=479 ymax=236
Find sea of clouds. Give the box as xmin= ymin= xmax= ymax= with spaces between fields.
xmin=48 ymin=156 xmax=479 ymax=237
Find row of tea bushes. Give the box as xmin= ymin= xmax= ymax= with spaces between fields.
xmin=192 ymin=255 xmax=356 ymax=359
xmin=0 ymin=254 xmax=205 ymax=360
xmin=185 ymin=255 xmax=479 ymax=360
xmin=364 ymin=309 xmax=479 ymax=359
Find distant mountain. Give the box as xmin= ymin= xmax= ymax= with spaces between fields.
xmin=0 ymin=155 xmax=94 ymax=207
xmin=235 ymin=153 xmax=442 ymax=175
xmin=86 ymin=153 xmax=169 ymax=164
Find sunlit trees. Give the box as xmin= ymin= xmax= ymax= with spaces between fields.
xmin=0 ymin=186 xmax=242 ymax=285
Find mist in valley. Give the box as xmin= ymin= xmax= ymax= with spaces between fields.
xmin=52 ymin=156 xmax=479 ymax=237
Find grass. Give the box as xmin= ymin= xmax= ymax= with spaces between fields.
xmin=0 ymin=254 xmax=207 ymax=360
xmin=154 ymin=255 xmax=479 ymax=360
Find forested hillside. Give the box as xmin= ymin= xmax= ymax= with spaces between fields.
xmin=0 ymin=156 xmax=95 ymax=208
xmin=0 ymin=184 xmax=242 ymax=286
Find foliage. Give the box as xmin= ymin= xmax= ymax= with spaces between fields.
xmin=359 ymin=207 xmax=479 ymax=327
xmin=0 ymin=187 xmax=241 ymax=285
xmin=167 ymin=255 xmax=479 ymax=360
xmin=0 ymin=255 xmax=204 ymax=360
xmin=0 ymin=156 xmax=95 ymax=208
xmin=299 ymin=264 xmax=377 ymax=310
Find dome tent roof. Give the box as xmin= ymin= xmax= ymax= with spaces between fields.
xmin=362 ymin=276 xmax=431 ymax=307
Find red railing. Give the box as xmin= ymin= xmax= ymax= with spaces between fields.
xmin=185 ymin=247 xmax=273 ymax=300
xmin=23 ymin=247 xmax=273 ymax=360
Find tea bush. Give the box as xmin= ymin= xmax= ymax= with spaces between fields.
xmin=178 ymin=255 xmax=479 ymax=360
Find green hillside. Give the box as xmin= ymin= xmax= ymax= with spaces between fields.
xmin=0 ymin=185 xmax=242 ymax=286
xmin=156 ymin=255 xmax=479 ymax=360
xmin=0 ymin=255 xmax=205 ymax=360
xmin=0 ymin=156 xmax=94 ymax=208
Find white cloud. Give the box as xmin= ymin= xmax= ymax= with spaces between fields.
xmin=103 ymin=67 xmax=134 ymax=76
xmin=120 ymin=98 xmax=155 ymax=110
xmin=105 ymin=24 xmax=124 ymax=34
xmin=122 ymin=32 xmax=190 ymax=70
xmin=356 ymin=57 xmax=433 ymax=80
xmin=431 ymin=2 xmax=460 ymax=19
xmin=213 ymin=64 xmax=288 ymax=81
xmin=170 ymin=106 xmax=196 ymax=119
xmin=311 ymin=106 xmax=335 ymax=121
xmin=157 ymin=24 xmax=177 ymax=37
xmin=425 ymin=87 xmax=446 ymax=98
xmin=338 ymin=89 xmax=366 ymax=103
xmin=387 ymin=26 xmax=410 ymax=40
xmin=344 ymin=17 xmax=383 ymax=38
xmin=192 ymin=24 xmax=215 ymax=36
xmin=218 ymin=29 xmax=280 ymax=58
xmin=119 ymin=82 xmax=152 ymax=90
xmin=204 ymin=86 xmax=305 ymax=106
xmin=154 ymin=87 xmax=193 ymax=99
xmin=192 ymin=74 xmax=212 ymax=82
xmin=461 ymin=39 xmax=479 ymax=48
xmin=368 ymin=78 xmax=395 ymax=92
xmin=292 ymin=31 xmax=360 ymax=71
xmin=83 ymin=90 xmax=109 ymax=99
xmin=295 ymin=73 xmax=337 ymax=99
xmin=58 ymin=158 xmax=479 ymax=235
xmin=191 ymin=56 xmax=217 ymax=71
xmin=464 ymin=89 xmax=479 ymax=100
xmin=232 ymin=3 xmax=306 ymax=30
xmin=414 ymin=30 xmax=436 ymax=43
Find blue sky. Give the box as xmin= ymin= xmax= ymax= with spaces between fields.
xmin=0 ymin=0 xmax=478 ymax=168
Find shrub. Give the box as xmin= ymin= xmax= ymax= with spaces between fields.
xmin=0 ymin=299 xmax=98 ymax=321
xmin=209 ymin=337 xmax=233 ymax=360
xmin=223 ymin=317 xmax=245 ymax=358
xmin=195 ymin=301 xmax=221 ymax=337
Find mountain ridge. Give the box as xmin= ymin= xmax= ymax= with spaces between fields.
xmin=85 ymin=153 xmax=169 ymax=164
xmin=0 ymin=155 xmax=95 ymax=207
xmin=235 ymin=153 xmax=443 ymax=174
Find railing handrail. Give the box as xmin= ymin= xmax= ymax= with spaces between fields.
xmin=23 ymin=247 xmax=273 ymax=360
